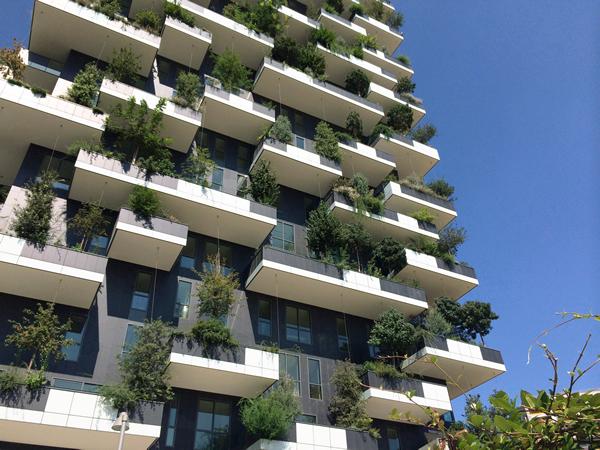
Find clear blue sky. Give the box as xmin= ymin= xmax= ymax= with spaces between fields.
xmin=2 ymin=0 xmax=598 ymax=418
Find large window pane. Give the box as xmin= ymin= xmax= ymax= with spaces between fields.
xmin=122 ymin=324 xmax=139 ymax=355
xmin=280 ymin=353 xmax=300 ymax=396
xmin=194 ymin=399 xmax=231 ymax=450
xmin=258 ymin=299 xmax=271 ymax=337
xmin=308 ymin=358 xmax=322 ymax=400
xmin=174 ymin=280 xmax=192 ymax=319
xmin=336 ymin=317 xmax=349 ymax=354
xmin=180 ymin=236 xmax=197 ymax=270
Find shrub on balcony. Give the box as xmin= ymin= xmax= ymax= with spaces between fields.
xmin=368 ymin=309 xmax=415 ymax=357
xmin=415 ymin=308 xmax=454 ymax=340
xmin=435 ymin=297 xmax=498 ymax=345
xmin=0 ymin=39 xmax=25 ymax=81
xmin=11 ymin=170 xmax=56 ymax=248
xmin=363 ymin=360 xmax=404 ymax=379
xmin=174 ymin=71 xmax=203 ymax=109
xmin=408 ymin=123 xmax=437 ymax=144
xmin=181 ymin=146 xmax=215 ymax=186
xmin=427 ymin=178 xmax=455 ymax=200
xmin=268 ymin=115 xmax=293 ymax=144
xmin=349 ymin=3 xmax=364 ymax=16
xmin=339 ymin=222 xmax=373 ymax=272
xmin=164 ymin=0 xmax=196 ymax=27
xmin=357 ymin=34 xmax=379 ymax=51
xmin=386 ymin=103 xmax=413 ymax=134
xmin=248 ymin=160 xmax=279 ymax=206
xmin=369 ymin=236 xmax=405 ymax=278
xmin=134 ymin=9 xmax=162 ymax=34
xmin=0 ymin=368 xmax=22 ymax=394
xmin=345 ymin=69 xmax=370 ymax=98
xmin=106 ymin=47 xmax=141 ymax=86
xmin=410 ymin=208 xmax=436 ymax=225
xmin=93 ymin=0 xmax=122 ymax=19
xmin=399 ymin=175 xmax=452 ymax=201
xmin=211 ymin=49 xmax=252 ymax=92
xmin=5 ymin=302 xmax=73 ymax=388
xmin=128 ymin=186 xmax=162 ymax=221
xmin=324 ymin=0 xmax=344 ymax=14
xmin=306 ymin=202 xmax=342 ymax=260
xmin=334 ymin=174 xmax=384 ymax=215
xmin=67 ymin=63 xmax=103 ymax=107
xmin=310 ymin=26 xmax=337 ymax=49
xmin=223 ymin=0 xmax=284 ymax=38
xmin=395 ymin=76 xmax=415 ymax=95
xmin=345 ymin=111 xmax=363 ymax=139
xmin=328 ymin=361 xmax=378 ymax=437
xmin=189 ymin=319 xmax=239 ymax=354
xmin=386 ymin=12 xmax=404 ymax=30
xmin=365 ymin=0 xmax=384 ymax=20
xmin=100 ymin=320 xmax=174 ymax=410
xmin=67 ymin=137 xmax=125 ymax=161
xmin=315 ymin=121 xmax=341 ymax=163
xmin=68 ymin=201 xmax=109 ymax=251
xmin=370 ymin=123 xmax=394 ymax=140
xmin=437 ymin=225 xmax=465 ymax=257
xmin=240 ymin=377 xmax=300 ymax=439
xmin=396 ymin=54 xmax=411 ymax=67
xmin=297 ymin=45 xmax=326 ymax=78
xmin=272 ymin=35 xmax=300 ymax=67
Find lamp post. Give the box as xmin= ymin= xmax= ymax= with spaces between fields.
xmin=111 ymin=411 xmax=129 ymax=450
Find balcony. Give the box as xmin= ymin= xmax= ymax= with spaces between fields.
xmin=351 ymin=14 xmax=404 ymax=53
xmin=0 ymin=234 xmax=106 ymax=309
xmin=371 ymin=133 xmax=439 ymax=179
xmin=176 ymin=0 xmax=274 ymax=69
xmin=70 ymin=151 xmax=277 ymax=248
xmin=363 ymin=372 xmax=451 ymax=423
xmin=128 ymin=0 xmax=165 ymax=18
xmin=107 ymin=208 xmax=188 ymax=271
xmin=20 ymin=48 xmax=62 ymax=92
xmin=0 ymin=78 xmax=104 ymax=183
xmin=338 ymin=139 xmax=396 ymax=187
xmin=97 ymin=78 xmax=201 ymax=152
xmin=30 ymin=0 xmax=160 ymax=76
xmin=318 ymin=9 xmax=366 ymax=44
xmin=0 ymin=386 xmax=162 ymax=449
xmin=362 ymin=48 xmax=414 ymax=81
xmin=367 ymin=83 xmax=426 ymax=125
xmin=200 ymin=76 xmax=276 ymax=144
xmin=169 ymin=342 xmax=279 ymax=397
xmin=402 ymin=336 xmax=506 ymax=399
xmin=325 ymin=191 xmax=439 ymax=242
xmin=278 ymin=5 xmax=318 ymax=42
xmin=158 ymin=16 xmax=212 ymax=69
xmin=380 ymin=181 xmax=457 ymax=229
xmin=254 ymin=58 xmax=384 ymax=134
xmin=246 ymin=246 xmax=428 ymax=319
xmin=251 ymin=138 xmax=342 ymax=197
xmin=398 ymin=248 xmax=478 ymax=301
xmin=316 ymin=44 xmax=398 ymax=89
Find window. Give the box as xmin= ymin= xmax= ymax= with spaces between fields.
xmin=194 ymin=399 xmax=231 ymax=450
xmin=63 ymin=315 xmax=86 ymax=362
xmin=87 ymin=234 xmax=109 ymax=255
xmin=212 ymin=137 xmax=226 ymax=166
xmin=203 ymin=241 xmax=233 ymax=275
xmin=38 ymin=154 xmax=75 ymax=193
xmin=336 ymin=317 xmax=349 ymax=354
xmin=368 ymin=324 xmax=380 ymax=358
xmin=122 ymin=324 xmax=139 ymax=355
xmin=165 ymin=407 xmax=178 ymax=447
xmin=236 ymin=146 xmax=251 ymax=172
xmin=296 ymin=414 xmax=316 ymax=424
xmin=258 ymin=299 xmax=271 ymax=337
xmin=294 ymin=135 xmax=305 ymax=150
xmin=180 ymin=236 xmax=197 ymax=270
xmin=129 ymin=271 xmax=152 ymax=321
xmin=211 ymin=167 xmax=224 ymax=191
xmin=285 ymin=306 xmax=311 ymax=344
xmin=53 ymin=378 xmax=100 ymax=393
xmin=174 ymin=280 xmax=192 ymax=319
xmin=308 ymin=358 xmax=322 ymax=400
xmin=270 ymin=221 xmax=294 ymax=252
xmin=387 ymin=428 xmax=400 ymax=450
xmin=279 ymin=353 xmax=300 ymax=395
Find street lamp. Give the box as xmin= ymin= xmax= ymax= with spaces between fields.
xmin=111 ymin=411 xmax=129 ymax=450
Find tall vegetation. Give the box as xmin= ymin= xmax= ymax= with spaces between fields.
xmin=223 ymin=0 xmax=285 ymax=38
xmin=345 ymin=111 xmax=363 ymax=139
xmin=164 ymin=0 xmax=196 ymax=27
xmin=368 ymin=309 xmax=415 ymax=358
xmin=268 ymin=115 xmax=293 ymax=144
xmin=68 ymin=63 xmax=103 ymax=108
xmin=128 ymin=186 xmax=162 ymax=221
xmin=315 ymin=121 xmax=341 ymax=163
xmin=106 ymin=48 xmax=141 ymax=86
xmin=435 ymin=297 xmax=499 ymax=345
xmin=409 ymin=124 xmax=437 ymax=144
xmin=248 ymin=160 xmax=279 ymax=206
xmin=386 ymin=103 xmax=413 ymax=134
xmin=333 ymin=174 xmax=384 ymax=216
xmin=181 ymin=146 xmax=215 ymax=186
xmin=345 ymin=69 xmax=370 ymax=98
xmin=173 ymin=71 xmax=202 ymax=109
xmin=210 ymin=50 xmax=252 ymax=92
xmin=0 ymin=39 xmax=25 ymax=80
xmin=68 ymin=201 xmax=109 ymax=251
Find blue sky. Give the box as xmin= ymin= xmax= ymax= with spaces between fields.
xmin=2 ymin=0 xmax=599 ymax=418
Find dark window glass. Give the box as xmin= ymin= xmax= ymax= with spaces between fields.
xmin=63 ymin=315 xmax=86 ymax=362
xmin=270 ymin=221 xmax=294 ymax=252
xmin=129 ymin=271 xmax=152 ymax=321
xmin=165 ymin=407 xmax=178 ymax=447
xmin=336 ymin=317 xmax=349 ymax=354
xmin=180 ymin=236 xmax=197 ymax=270
xmin=211 ymin=167 xmax=224 ymax=191
xmin=285 ymin=306 xmax=311 ymax=344
xmin=236 ymin=146 xmax=251 ymax=172
xmin=38 ymin=154 xmax=75 ymax=192
xmin=387 ymin=427 xmax=400 ymax=450
xmin=87 ymin=234 xmax=109 ymax=255
xmin=279 ymin=353 xmax=300 ymax=395
xmin=174 ymin=280 xmax=192 ymax=319
xmin=296 ymin=414 xmax=316 ymax=424
xmin=212 ymin=137 xmax=226 ymax=166
xmin=258 ymin=299 xmax=271 ymax=337
xmin=122 ymin=324 xmax=139 ymax=355
xmin=308 ymin=358 xmax=322 ymax=400
xmin=194 ymin=399 xmax=231 ymax=450
xmin=203 ymin=241 xmax=233 ymax=274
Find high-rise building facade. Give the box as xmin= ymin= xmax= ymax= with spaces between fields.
xmin=0 ymin=0 xmax=505 ymax=448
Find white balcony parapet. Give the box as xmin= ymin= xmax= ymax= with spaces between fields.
xmin=318 ymin=9 xmax=366 ymax=44
xmin=371 ymin=133 xmax=440 ymax=179
xmin=362 ymin=47 xmax=414 ymax=81
xmin=247 ymin=423 xmax=356 ymax=450
xmin=351 ymin=14 xmax=404 ymax=53
xmin=367 ymin=82 xmax=426 ymax=125
xmin=337 ymin=139 xmax=396 ymax=186
xmin=159 ymin=16 xmax=212 ymax=69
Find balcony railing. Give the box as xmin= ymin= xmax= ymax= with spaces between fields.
xmin=204 ymin=75 xmax=276 ymax=118
xmin=412 ymin=335 xmax=504 ymax=365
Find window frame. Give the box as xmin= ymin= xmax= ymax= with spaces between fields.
xmin=279 ymin=352 xmax=301 ymax=396
xmin=174 ymin=279 xmax=192 ymax=319
xmin=285 ymin=305 xmax=311 ymax=345
xmin=308 ymin=358 xmax=322 ymax=400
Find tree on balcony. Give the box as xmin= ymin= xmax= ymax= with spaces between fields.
xmin=173 ymin=71 xmax=203 ymax=110
xmin=128 ymin=186 xmax=162 ymax=222
xmin=223 ymin=0 xmax=285 ymax=38
xmin=435 ymin=297 xmax=499 ymax=345
xmin=248 ymin=160 xmax=279 ymax=206
xmin=315 ymin=121 xmax=342 ymax=163
xmin=210 ymin=49 xmax=252 ymax=92
xmin=272 ymin=35 xmax=300 ymax=67
xmin=369 ymin=236 xmax=406 ymax=278
xmin=67 ymin=63 xmax=103 ymax=108
xmin=334 ymin=174 xmax=384 ymax=216
xmin=11 ymin=170 xmax=56 ymax=249
xmin=106 ymin=47 xmax=142 ymax=86
xmin=181 ymin=145 xmax=215 ymax=186
xmin=408 ymin=123 xmax=437 ymax=145
xmin=427 ymin=178 xmax=455 ymax=200
xmin=134 ymin=9 xmax=162 ymax=35
xmin=345 ymin=69 xmax=370 ymax=98
xmin=68 ymin=201 xmax=109 ymax=251
xmin=0 ymin=39 xmax=25 ymax=81
xmin=164 ymin=1 xmax=196 ymax=27
xmin=298 ymin=44 xmax=326 ymax=78
xmin=267 ymin=115 xmax=293 ymax=144
xmin=369 ymin=309 xmax=416 ymax=358
xmin=386 ymin=103 xmax=413 ymax=134
xmin=345 ymin=111 xmax=364 ymax=139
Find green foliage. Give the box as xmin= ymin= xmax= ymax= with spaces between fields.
xmin=249 ymin=160 xmax=279 ymax=206
xmin=334 ymin=174 xmax=384 ymax=215
xmin=363 ymin=360 xmax=404 ymax=379
xmin=410 ymin=207 xmax=436 ymax=225
xmin=174 ymin=71 xmax=202 ymax=109
xmin=408 ymin=124 xmax=437 ymax=144
xmin=419 ymin=308 xmax=454 ymax=339
xmin=5 ymin=303 xmax=73 ymax=373
xmin=106 ymin=48 xmax=141 ymax=86
xmin=164 ymin=0 xmax=196 ymax=27
xmin=181 ymin=146 xmax=215 ymax=186
xmin=427 ymin=178 xmax=454 ymax=200
xmin=197 ymin=255 xmax=239 ymax=319
xmin=365 ymin=0 xmax=384 ymax=20
xmin=189 ymin=319 xmax=238 ymax=353
xmin=94 ymin=0 xmax=122 ymax=19
xmin=369 ymin=237 xmax=405 ymax=277
xmin=11 ymin=171 xmax=56 ymax=248
xmin=357 ymin=34 xmax=379 ymax=51
xmin=315 ymin=121 xmax=341 ymax=163
xmin=345 ymin=69 xmax=370 ymax=97
xmin=311 ymin=26 xmax=336 ymax=49
xmin=68 ymin=201 xmax=109 ymax=251
xmin=328 ymin=361 xmax=378 ymax=436
xmin=67 ymin=138 xmax=124 ymax=160
xmin=268 ymin=115 xmax=293 ymax=144
xmin=68 ymin=63 xmax=103 ymax=107
xmin=345 ymin=111 xmax=363 ymax=139
xmin=297 ymin=45 xmax=326 ymax=78
xmin=128 ymin=186 xmax=161 ymax=220
xmin=386 ymin=103 xmax=413 ymax=134
xmin=325 ymin=0 xmax=344 ymax=14
xmin=371 ymin=123 xmax=393 ymax=139
xmin=437 ymin=225 xmax=466 ymax=256
xmin=399 ymin=175 xmax=452 ymax=201
xmin=435 ymin=297 xmax=498 ymax=345
xmin=240 ymin=377 xmax=301 ymax=439
xmin=134 ymin=9 xmax=162 ymax=34
xmin=396 ymin=54 xmax=411 ymax=66
xmin=0 ymin=368 xmax=22 ymax=394
xmin=272 ymin=35 xmax=300 ymax=67
xmin=386 ymin=12 xmax=404 ymax=30
xmin=0 ymin=39 xmax=26 ymax=80
xmin=106 ymin=97 xmax=174 ymax=176
xmin=98 ymin=383 xmax=138 ymax=411
xmin=339 ymin=222 xmax=373 ymax=272
xmin=368 ymin=309 xmax=415 ymax=356
xmin=24 ymin=370 xmax=47 ymax=390
xmin=395 ymin=76 xmax=415 ymax=95
xmin=223 ymin=0 xmax=284 ymax=38
xmin=349 ymin=3 xmax=364 ymax=16
xmin=211 ymin=49 xmax=252 ymax=92
xmin=306 ymin=202 xmax=342 ymax=259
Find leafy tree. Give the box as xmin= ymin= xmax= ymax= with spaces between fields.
xmin=349 ymin=3 xmax=364 ymax=16
xmin=371 ymin=123 xmax=394 ymax=139
xmin=370 ymin=237 xmax=405 ymax=277
xmin=328 ymin=361 xmax=378 ymax=436
xmin=5 ymin=302 xmax=72 ymax=374
xmin=268 ymin=115 xmax=293 ymax=143
xmin=240 ymin=377 xmax=301 ymax=439
xmin=310 ymin=26 xmax=336 ymax=49
xmin=68 ymin=201 xmax=109 ymax=250
xmin=0 ymin=39 xmax=26 ymax=80
xmin=164 ymin=0 xmax=196 ymax=27
xmin=386 ymin=11 xmax=404 ymax=30
xmin=395 ymin=76 xmax=415 ymax=95
xmin=345 ymin=111 xmax=363 ymax=139
xmin=306 ymin=202 xmax=342 ymax=259
xmin=95 ymin=0 xmax=122 ymax=19
xmin=297 ymin=45 xmax=326 ymax=78
xmin=458 ymin=301 xmax=499 ymax=345
xmin=357 ymin=35 xmax=379 ymax=51
xmin=410 ymin=207 xmax=436 ymax=225
xmin=386 ymin=103 xmax=413 ymax=134
xmin=368 ymin=309 xmax=415 ymax=357
xmin=325 ymin=0 xmax=344 ymax=14
xmin=189 ymin=318 xmax=238 ymax=355
xmin=106 ymin=48 xmax=141 ymax=86
xmin=396 ymin=54 xmax=411 ymax=67
xmin=249 ymin=160 xmax=279 ymax=206
xmin=272 ymin=35 xmax=300 ymax=66
xmin=250 ymin=0 xmax=285 ymax=37
xmin=181 ymin=146 xmax=215 ymax=186
xmin=437 ymin=225 xmax=466 ymax=256
xmin=427 ymin=178 xmax=454 ymax=200
xmin=11 ymin=170 xmax=56 ymax=248
xmin=315 ymin=121 xmax=341 ymax=162
xmin=421 ymin=308 xmax=454 ymax=338
xmin=134 ymin=9 xmax=162 ymax=34
xmin=197 ymin=255 xmax=239 ymax=319
xmin=68 ymin=63 xmax=103 ymax=107
xmin=106 ymin=97 xmax=174 ymax=176
xmin=345 ymin=69 xmax=370 ymax=97
xmin=365 ymin=0 xmax=384 ymax=20
xmin=409 ymin=124 xmax=437 ymax=145
xmin=334 ymin=174 xmax=383 ymax=215
xmin=211 ymin=49 xmax=252 ymax=92
xmin=339 ymin=222 xmax=373 ymax=271
xmin=174 ymin=71 xmax=202 ymax=109
xmin=128 ymin=185 xmax=161 ymax=221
